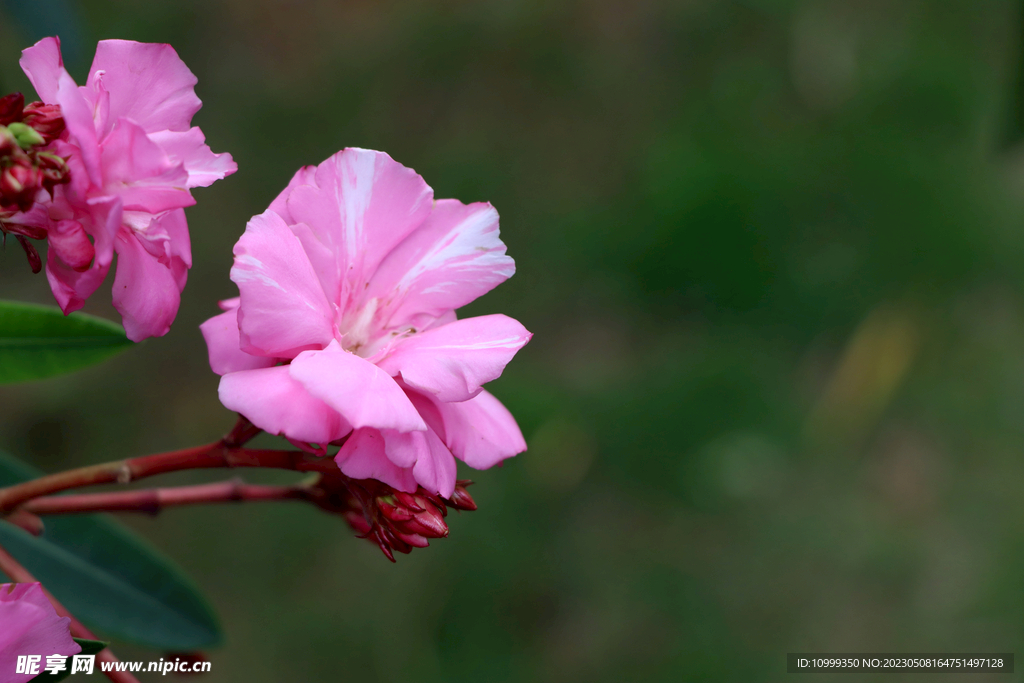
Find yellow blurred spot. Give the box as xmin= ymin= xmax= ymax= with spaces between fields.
xmin=805 ymin=305 xmax=919 ymax=445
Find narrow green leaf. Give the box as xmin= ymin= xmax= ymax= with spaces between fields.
xmin=72 ymin=638 xmax=109 ymax=656
xmin=0 ymin=300 xmax=133 ymax=384
xmin=0 ymin=452 xmax=222 ymax=650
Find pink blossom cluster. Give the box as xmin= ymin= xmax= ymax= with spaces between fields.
xmin=8 ymin=37 xmax=235 ymax=341
xmin=202 ymin=149 xmax=531 ymax=498
xmin=1 ymin=34 xmax=531 ymax=558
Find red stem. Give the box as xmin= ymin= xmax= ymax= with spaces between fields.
xmin=0 ymin=418 xmax=359 ymax=679
xmin=0 ymin=442 xmax=337 ymax=515
xmin=23 ymin=479 xmax=315 ymax=516
xmin=0 ymin=543 xmax=140 ymax=683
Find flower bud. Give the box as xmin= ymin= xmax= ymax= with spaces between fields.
xmin=343 ymin=510 xmax=371 ymax=535
xmin=15 ymin=234 xmax=41 ymax=274
xmin=413 ymin=520 xmax=447 ymax=539
xmin=21 ymin=102 xmax=65 ymax=143
xmin=7 ymin=121 xmax=45 ymax=149
xmin=35 ymin=152 xmax=71 ymax=195
xmin=448 ymin=480 xmax=478 ymax=511
xmin=373 ymin=532 xmax=397 ymax=563
xmin=394 ymin=531 xmax=430 ymax=548
xmin=419 ymin=491 xmax=448 ymax=517
xmin=377 ymin=497 xmax=414 ymax=522
xmin=379 ymin=526 xmax=413 ymax=555
xmin=0 ymin=127 xmax=17 ymax=156
xmin=0 ymin=92 xmax=24 ymax=126
xmin=326 ymin=476 xmax=479 ymax=562
xmin=393 ymin=491 xmax=425 ymax=512
xmin=1 ymin=158 xmax=43 ymax=212
xmin=399 ymin=504 xmax=449 ymax=539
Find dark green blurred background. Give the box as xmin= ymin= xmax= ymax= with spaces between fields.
xmin=2 ymin=0 xmax=1024 ymax=680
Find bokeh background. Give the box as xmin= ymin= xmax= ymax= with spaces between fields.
xmin=1 ymin=0 xmax=1023 ymax=680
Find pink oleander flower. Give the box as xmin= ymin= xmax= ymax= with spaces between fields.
xmin=201 ymin=148 xmax=530 ymax=498
xmin=0 ymin=583 xmax=80 ymax=682
xmin=9 ymin=36 xmax=236 ymax=341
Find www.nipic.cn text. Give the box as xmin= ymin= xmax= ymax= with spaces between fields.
xmin=16 ymin=654 xmax=212 ymax=676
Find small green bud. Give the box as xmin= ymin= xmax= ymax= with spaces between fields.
xmin=7 ymin=122 xmax=44 ymax=149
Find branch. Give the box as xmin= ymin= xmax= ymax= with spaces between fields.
xmin=23 ymin=479 xmax=315 ymax=516
xmin=0 ymin=543 xmax=140 ymax=683
xmin=0 ymin=442 xmax=337 ymax=515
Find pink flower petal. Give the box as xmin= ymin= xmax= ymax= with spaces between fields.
xmin=45 ymin=141 xmax=96 ymax=220
xmin=335 ymin=428 xmax=418 ymax=493
xmin=111 ymin=228 xmax=182 ymax=341
xmin=46 ymin=219 xmax=94 ymax=272
xmin=161 ymin=209 xmax=191 ymax=266
xmin=410 ymin=427 xmax=457 ymax=497
xmin=100 ymin=118 xmax=193 ymax=213
xmin=347 ymin=426 xmax=456 ymax=496
xmin=130 ymin=209 xmax=191 ymax=292
xmin=45 ymin=253 xmax=109 ymax=315
xmin=55 ymin=72 xmax=102 ymax=187
xmin=268 ymin=165 xmax=317 ymax=224
xmin=19 ymin=37 xmax=63 ymax=103
xmin=284 ymin=148 xmax=433 ymax=307
xmin=0 ymin=583 xmax=81 ymax=683
xmin=367 ymin=199 xmax=515 ymax=331
xmin=288 ymin=221 xmax=341 ymax=308
xmin=200 ymin=308 xmax=276 ymax=376
xmin=44 ymin=197 xmax=121 ymax=315
xmin=380 ymin=429 xmax=427 ymax=467
xmin=231 ymin=210 xmax=335 ymax=358
xmin=435 ymin=389 xmax=527 ymax=469
xmin=87 ymin=40 xmax=201 ymax=136
xmin=218 ymin=297 xmax=240 ymax=311
xmin=376 ymin=314 xmax=532 ymax=402
xmin=148 ymin=128 xmax=237 ymax=188
xmin=80 ymin=194 xmax=123 ymax=264
xmin=126 ymin=209 xmax=190 ymax=264
xmin=219 ymin=365 xmax=351 ymax=445
xmin=289 ymin=341 xmax=427 ymax=433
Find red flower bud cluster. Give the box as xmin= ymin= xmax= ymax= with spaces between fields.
xmin=224 ymin=418 xmax=480 ymax=562
xmin=0 ymin=93 xmax=65 ymax=144
xmin=314 ymin=475 xmax=478 ymax=562
xmin=0 ymin=155 xmax=43 ymax=213
xmin=0 ymin=93 xmax=69 ymax=211
xmin=21 ymin=102 xmax=66 ymax=143
xmin=0 ymin=92 xmax=71 ymax=273
xmin=0 ymin=92 xmax=23 ymax=124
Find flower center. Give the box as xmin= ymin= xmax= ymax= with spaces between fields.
xmin=336 ymin=297 xmax=379 ymax=356
xmin=335 ymin=297 xmax=417 ymax=358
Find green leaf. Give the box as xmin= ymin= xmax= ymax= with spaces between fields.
xmin=0 ymin=452 xmax=222 ymax=650
xmin=72 ymin=638 xmax=109 ymax=656
xmin=29 ymin=640 xmax=108 ymax=682
xmin=0 ymin=300 xmax=134 ymax=384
